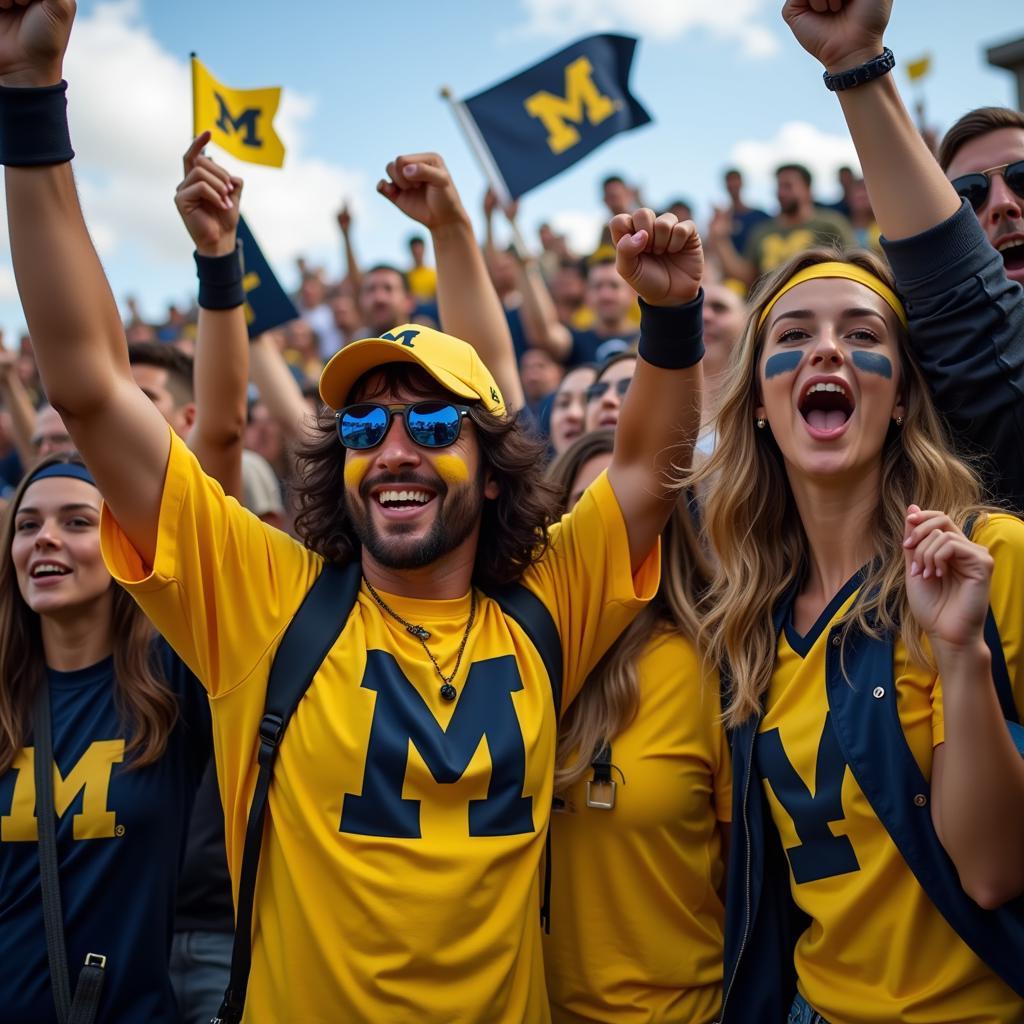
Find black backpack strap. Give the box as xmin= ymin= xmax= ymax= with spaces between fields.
xmin=481 ymin=581 xmax=563 ymax=717
xmin=480 ymin=581 xmax=562 ymax=935
xmin=215 ymin=560 xmax=361 ymax=1024
xmin=33 ymin=681 xmax=107 ymax=1024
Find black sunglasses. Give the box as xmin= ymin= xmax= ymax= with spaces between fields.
xmin=585 ymin=378 xmax=631 ymax=403
xmin=335 ymin=402 xmax=471 ymax=451
xmin=951 ymin=161 xmax=1024 ymax=212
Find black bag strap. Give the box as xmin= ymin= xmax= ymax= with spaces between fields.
xmin=215 ymin=560 xmax=361 ymax=1024
xmin=33 ymin=680 xmax=106 ymax=1024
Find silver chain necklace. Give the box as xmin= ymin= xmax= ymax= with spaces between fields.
xmin=363 ymin=577 xmax=477 ymax=702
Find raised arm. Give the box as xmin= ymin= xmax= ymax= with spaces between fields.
xmin=377 ymin=153 xmax=525 ymax=412
xmin=706 ymin=205 xmax=757 ymax=287
xmin=516 ymin=254 xmax=573 ymax=362
xmin=249 ymin=330 xmax=314 ymax=444
xmin=2 ymin=0 xmax=168 ymax=563
xmin=337 ymin=203 xmax=362 ymax=297
xmin=782 ymin=0 xmax=958 ymax=241
xmin=608 ymin=209 xmax=704 ymax=571
xmin=175 ymin=132 xmax=247 ymax=501
xmin=0 ymin=332 xmax=38 ymax=468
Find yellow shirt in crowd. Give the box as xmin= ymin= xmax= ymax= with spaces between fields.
xmin=759 ymin=514 xmax=1024 ymax=1024
xmin=544 ymin=631 xmax=731 ymax=1024
xmin=100 ymin=431 xmax=659 ymax=1024
xmin=406 ymin=264 xmax=437 ymax=303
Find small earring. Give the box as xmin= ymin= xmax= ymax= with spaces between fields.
xmin=755 ymin=417 xmax=767 ymax=429
xmin=895 ymin=415 xmax=904 ymax=427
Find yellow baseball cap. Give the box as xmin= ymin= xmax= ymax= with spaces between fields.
xmin=319 ymin=324 xmax=506 ymax=415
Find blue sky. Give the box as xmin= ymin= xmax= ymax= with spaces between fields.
xmin=0 ymin=0 xmax=1020 ymax=338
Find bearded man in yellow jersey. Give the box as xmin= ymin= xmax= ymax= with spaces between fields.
xmin=0 ymin=5 xmax=708 ymax=1021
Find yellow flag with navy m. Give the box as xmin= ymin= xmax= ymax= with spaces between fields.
xmin=905 ymin=54 xmax=932 ymax=82
xmin=461 ymin=34 xmax=651 ymax=200
xmin=191 ymin=56 xmax=285 ymax=168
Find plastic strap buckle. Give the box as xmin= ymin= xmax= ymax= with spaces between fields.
xmin=257 ymin=714 xmax=283 ymax=767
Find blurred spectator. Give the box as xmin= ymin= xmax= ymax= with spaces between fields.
xmin=128 ymin=341 xmax=196 ymax=438
xmin=570 ymin=257 xmax=639 ymax=364
xmin=698 ymin=282 xmax=746 ymax=454
xmin=482 ymin=189 xmax=529 ymax=360
xmin=296 ymin=271 xmax=344 ymax=360
xmin=598 ymin=173 xmax=640 ymax=248
xmin=547 ymin=363 xmax=598 ymax=455
xmin=406 ymin=234 xmax=438 ymax=304
xmin=358 ymin=264 xmax=416 ymax=337
xmin=719 ymin=167 xmax=771 ymax=257
xmin=329 ymin=288 xmax=361 ymax=347
xmin=519 ymin=346 xmax=564 ymax=420
xmin=245 ymin=399 xmax=289 ymax=482
xmin=710 ymin=163 xmax=855 ymax=286
xmin=827 ymin=164 xmax=857 ymax=218
xmin=663 ymin=198 xmax=694 ymax=223
xmin=31 ymin=404 xmax=74 ymax=461
xmin=537 ymin=222 xmax=574 ymax=278
xmin=549 ymin=259 xmax=592 ymax=330
xmin=847 ymin=178 xmax=882 ymax=252
xmin=241 ymin=448 xmax=287 ymax=530
xmin=283 ymin=320 xmax=323 ymax=381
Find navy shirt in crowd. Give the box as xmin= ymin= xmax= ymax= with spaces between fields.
xmin=0 ymin=641 xmax=210 ymax=1024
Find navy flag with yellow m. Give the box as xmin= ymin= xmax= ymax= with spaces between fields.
xmin=461 ymin=34 xmax=651 ymax=200
xmin=236 ymin=216 xmax=299 ymax=339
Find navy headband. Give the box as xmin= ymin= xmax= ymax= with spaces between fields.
xmin=25 ymin=462 xmax=96 ymax=487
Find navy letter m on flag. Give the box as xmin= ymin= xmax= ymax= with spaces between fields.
xmin=462 ymin=34 xmax=651 ymax=200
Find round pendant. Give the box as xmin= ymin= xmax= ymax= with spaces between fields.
xmin=439 ymin=683 xmax=457 ymax=702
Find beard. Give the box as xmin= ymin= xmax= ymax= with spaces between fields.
xmin=345 ymin=471 xmax=484 ymax=570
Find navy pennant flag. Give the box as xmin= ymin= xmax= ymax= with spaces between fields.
xmin=235 ymin=216 xmax=300 ymax=339
xmin=460 ymin=34 xmax=651 ymax=200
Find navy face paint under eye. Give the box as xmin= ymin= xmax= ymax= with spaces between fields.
xmin=851 ymin=351 xmax=893 ymax=378
xmin=764 ymin=351 xmax=803 ymax=378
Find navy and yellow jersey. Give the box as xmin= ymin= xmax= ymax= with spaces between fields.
xmin=757 ymin=514 xmax=1024 ymax=1023
xmin=0 ymin=641 xmax=210 ymax=1024
xmin=100 ymin=430 xmax=659 ymax=1024
xmin=544 ymin=632 xmax=731 ymax=1024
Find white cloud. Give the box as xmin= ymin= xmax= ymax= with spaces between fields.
xmin=0 ymin=265 xmax=17 ymax=302
xmin=728 ymin=121 xmax=861 ymax=206
xmin=516 ymin=0 xmax=778 ymax=58
xmin=27 ymin=0 xmax=366 ymax=278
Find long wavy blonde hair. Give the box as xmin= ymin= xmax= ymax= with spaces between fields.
xmin=0 ymin=454 xmax=178 ymax=775
xmin=547 ymin=430 xmax=712 ymax=791
xmin=690 ymin=247 xmax=988 ymax=730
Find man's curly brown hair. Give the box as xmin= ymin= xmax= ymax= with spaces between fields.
xmin=293 ymin=364 xmax=560 ymax=587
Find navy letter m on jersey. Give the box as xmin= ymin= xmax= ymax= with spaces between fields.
xmin=340 ymin=651 xmax=534 ymax=838
xmin=756 ymin=712 xmax=860 ymax=883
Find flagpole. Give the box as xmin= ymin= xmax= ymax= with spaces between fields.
xmin=189 ymin=52 xmax=199 ymax=137
xmin=440 ymin=86 xmax=533 ymax=261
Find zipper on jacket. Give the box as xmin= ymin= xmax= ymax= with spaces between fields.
xmin=717 ymin=724 xmax=757 ymax=1023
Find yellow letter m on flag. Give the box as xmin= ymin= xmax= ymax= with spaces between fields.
xmin=192 ymin=57 xmax=286 ymax=168
xmin=524 ymin=57 xmax=619 ymax=156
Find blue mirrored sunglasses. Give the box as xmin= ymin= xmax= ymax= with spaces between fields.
xmin=335 ymin=402 xmax=472 ymax=451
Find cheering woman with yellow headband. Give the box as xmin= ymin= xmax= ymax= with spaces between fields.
xmin=695 ymin=248 xmax=1024 ymax=1023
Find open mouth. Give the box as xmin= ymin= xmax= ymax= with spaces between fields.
xmin=798 ymin=380 xmax=855 ymax=433
xmin=30 ymin=561 xmax=72 ymax=580
xmin=997 ymin=238 xmax=1024 ymax=273
xmin=371 ymin=487 xmax=437 ymax=513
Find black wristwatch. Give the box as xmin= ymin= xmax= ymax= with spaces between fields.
xmin=823 ymin=47 xmax=895 ymax=92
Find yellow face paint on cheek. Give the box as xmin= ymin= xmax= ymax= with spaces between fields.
xmin=344 ymin=456 xmax=371 ymax=491
xmin=434 ymin=454 xmax=470 ymax=485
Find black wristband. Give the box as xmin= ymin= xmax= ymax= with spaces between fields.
xmin=195 ymin=242 xmax=245 ymax=310
xmin=823 ymin=48 xmax=895 ymax=92
xmin=0 ymin=80 xmax=74 ymax=167
xmin=637 ymin=292 xmax=704 ymax=370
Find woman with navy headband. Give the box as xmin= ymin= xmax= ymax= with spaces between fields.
xmin=0 ymin=454 xmax=210 ymax=1023
xmin=695 ymin=248 xmax=1024 ymax=1024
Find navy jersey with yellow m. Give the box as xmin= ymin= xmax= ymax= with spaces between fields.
xmin=0 ymin=641 xmax=209 ymax=1024
xmin=756 ymin=514 xmax=1024 ymax=1023
xmin=100 ymin=432 xmax=659 ymax=1024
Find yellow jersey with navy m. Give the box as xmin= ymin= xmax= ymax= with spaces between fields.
xmin=100 ymin=431 xmax=659 ymax=1024
xmin=758 ymin=514 xmax=1024 ymax=1024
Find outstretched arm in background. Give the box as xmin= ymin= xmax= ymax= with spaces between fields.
xmin=3 ymin=0 xmax=171 ymax=565
xmin=337 ymin=203 xmax=362 ymax=297
xmin=176 ymin=131 xmax=247 ymax=501
xmin=782 ymin=0 xmax=959 ymax=238
xmin=0 ymin=332 xmax=38 ymax=468
xmin=377 ymin=153 xmax=525 ymax=412
xmin=608 ymin=209 xmax=704 ymax=571
xmin=249 ymin=329 xmax=314 ymax=445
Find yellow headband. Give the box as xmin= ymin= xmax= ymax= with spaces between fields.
xmin=756 ymin=262 xmax=908 ymax=333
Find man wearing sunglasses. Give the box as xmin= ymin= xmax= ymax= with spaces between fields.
xmin=0 ymin=6 xmax=706 ymax=1019
xmin=783 ymin=0 xmax=1024 ymax=515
